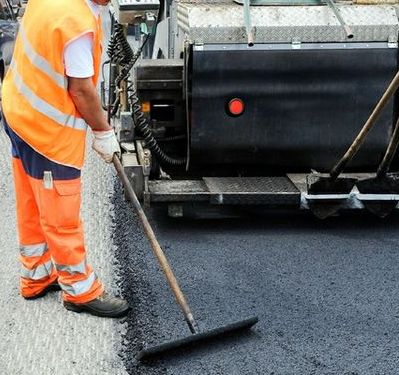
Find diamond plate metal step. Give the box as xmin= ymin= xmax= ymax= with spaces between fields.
xmin=203 ymin=177 xmax=300 ymax=205
xmin=148 ymin=180 xmax=209 ymax=202
xmin=175 ymin=2 xmax=399 ymax=44
xmin=148 ymin=177 xmax=300 ymax=205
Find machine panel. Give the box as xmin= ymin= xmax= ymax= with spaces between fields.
xmin=190 ymin=43 xmax=398 ymax=172
xmin=111 ymin=0 xmax=160 ymax=24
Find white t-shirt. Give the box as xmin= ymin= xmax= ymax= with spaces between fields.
xmin=63 ymin=0 xmax=101 ymax=78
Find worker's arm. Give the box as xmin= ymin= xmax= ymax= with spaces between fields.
xmin=68 ymin=77 xmax=110 ymax=131
xmin=68 ymin=77 xmax=120 ymax=163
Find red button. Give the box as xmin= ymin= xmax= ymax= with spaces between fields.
xmin=228 ymin=98 xmax=245 ymax=116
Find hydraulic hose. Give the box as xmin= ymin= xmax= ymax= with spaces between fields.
xmin=107 ymin=20 xmax=186 ymax=167
xmin=128 ymin=85 xmax=187 ymax=166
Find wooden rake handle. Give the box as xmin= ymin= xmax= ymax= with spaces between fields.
xmin=330 ymin=70 xmax=399 ymax=179
xmin=112 ymin=155 xmax=198 ymax=334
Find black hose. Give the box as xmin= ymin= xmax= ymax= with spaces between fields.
xmin=110 ymin=23 xmax=134 ymax=65
xmin=106 ymin=34 xmax=117 ymax=59
xmin=107 ymin=20 xmax=186 ymax=167
xmin=129 ymin=85 xmax=186 ymax=166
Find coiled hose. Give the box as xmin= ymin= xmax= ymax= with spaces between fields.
xmin=107 ymin=23 xmax=134 ymax=65
xmin=108 ymin=21 xmax=187 ymax=167
xmin=128 ymin=84 xmax=187 ymax=166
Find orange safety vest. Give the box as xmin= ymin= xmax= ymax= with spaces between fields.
xmin=2 ymin=0 xmax=103 ymax=169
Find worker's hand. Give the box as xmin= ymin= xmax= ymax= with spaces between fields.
xmin=92 ymin=129 xmax=121 ymax=163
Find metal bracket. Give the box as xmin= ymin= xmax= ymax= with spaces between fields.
xmin=243 ymin=0 xmax=254 ymax=46
xmin=136 ymin=140 xmax=152 ymax=206
xmin=121 ymin=152 xmax=145 ymax=201
xmin=120 ymin=112 xmax=134 ymax=132
xmin=291 ymin=39 xmax=301 ymax=49
xmin=168 ymin=204 xmax=184 ymax=217
xmin=388 ymin=35 xmax=398 ymax=49
xmin=136 ymin=140 xmax=151 ymax=178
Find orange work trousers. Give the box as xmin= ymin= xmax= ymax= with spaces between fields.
xmin=12 ymin=157 xmax=103 ymax=302
xmin=4 ymin=115 xmax=104 ymax=303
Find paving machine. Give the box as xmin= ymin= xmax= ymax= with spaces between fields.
xmin=106 ymin=0 xmax=399 ymax=218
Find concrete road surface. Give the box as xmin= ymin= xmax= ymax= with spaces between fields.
xmin=0 ymin=128 xmax=128 ymax=375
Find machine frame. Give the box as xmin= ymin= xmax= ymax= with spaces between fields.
xmin=106 ymin=0 xmax=399 ymax=218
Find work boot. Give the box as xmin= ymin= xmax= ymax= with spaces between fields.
xmin=23 ymin=280 xmax=61 ymax=300
xmin=64 ymin=292 xmax=130 ymax=318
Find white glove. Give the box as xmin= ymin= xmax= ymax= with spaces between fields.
xmin=92 ymin=129 xmax=121 ymax=163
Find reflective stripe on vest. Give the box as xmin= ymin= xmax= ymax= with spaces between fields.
xmin=1 ymin=0 xmax=102 ymax=169
xmin=55 ymin=259 xmax=87 ymax=275
xmin=20 ymin=242 xmax=48 ymax=258
xmin=59 ymin=272 xmax=97 ymax=296
xmin=21 ymin=260 xmax=53 ymax=280
xmin=19 ymin=24 xmax=67 ymax=90
xmin=9 ymin=61 xmax=87 ymax=131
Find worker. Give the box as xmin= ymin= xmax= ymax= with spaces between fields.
xmin=1 ymin=0 xmax=130 ymax=317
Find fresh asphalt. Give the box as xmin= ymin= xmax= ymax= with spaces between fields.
xmin=113 ymin=180 xmax=399 ymax=375
xmin=100 ymin=8 xmax=399 ymax=374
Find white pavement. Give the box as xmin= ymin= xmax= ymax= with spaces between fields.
xmin=0 ymin=128 xmax=128 ymax=375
